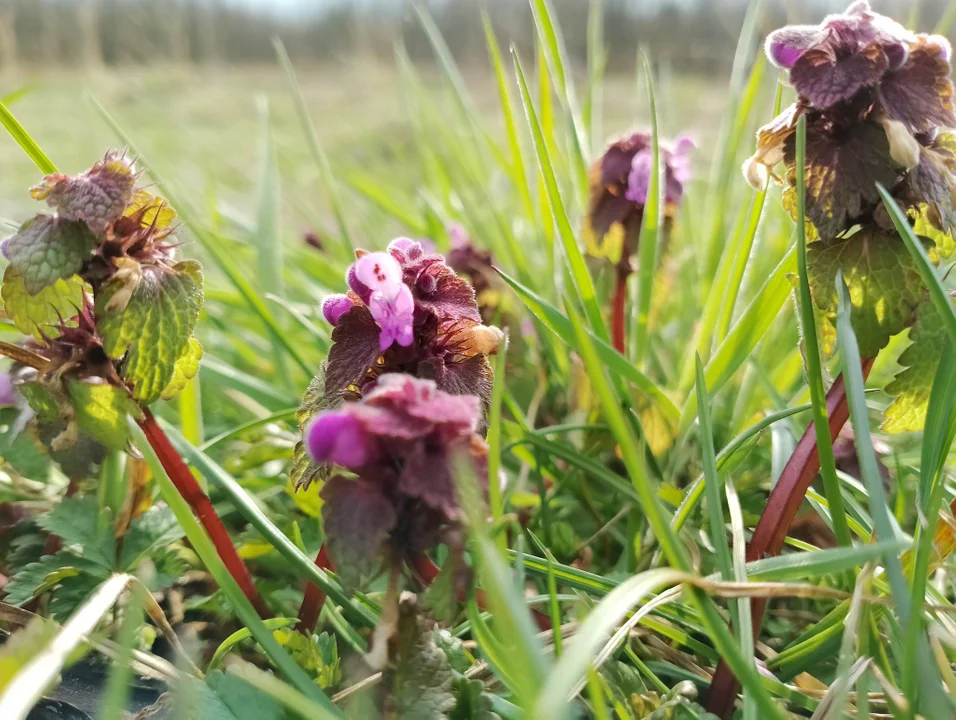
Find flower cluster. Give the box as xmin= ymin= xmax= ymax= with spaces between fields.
xmin=304 ymin=374 xmax=488 ymax=589
xmin=318 ymin=238 xmax=502 ymax=406
xmin=585 ymin=132 xmax=694 ymax=264
xmin=744 ymin=0 xmax=955 ymax=241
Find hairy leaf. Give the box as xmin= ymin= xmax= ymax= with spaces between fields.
xmin=883 ymin=299 xmax=948 ymax=433
xmin=4 ymin=551 xmax=107 ymax=607
xmin=2 ymin=265 xmax=86 ymax=339
xmin=385 ymin=597 xmax=456 ymax=719
xmin=175 ymin=671 xmax=284 ymax=720
xmin=120 ymin=505 xmax=185 ymax=571
xmin=35 ymin=495 xmax=115 ymax=569
xmin=785 ymin=120 xmax=900 ymax=240
xmin=96 ymin=260 xmax=203 ymax=403
xmin=320 ymin=476 xmax=395 ymax=592
xmin=806 ymin=227 xmax=926 ymax=357
xmin=1 ymin=215 xmax=97 ymax=294
xmin=449 ymin=676 xmax=499 ymax=720
xmin=292 ymin=376 xmax=332 ymax=492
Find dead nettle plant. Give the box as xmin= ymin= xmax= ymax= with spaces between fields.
xmin=292 ymin=238 xmax=532 ymax=647
xmin=0 ymin=151 xmax=270 ymax=616
xmin=584 ymin=131 xmax=694 ymax=353
xmin=708 ymin=1 xmax=956 ymax=715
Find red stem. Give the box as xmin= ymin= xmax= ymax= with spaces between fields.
xmin=409 ymin=553 xmax=553 ymax=632
xmin=296 ymin=544 xmax=333 ymax=633
xmin=138 ymin=408 xmax=269 ymax=618
xmin=705 ymin=358 xmax=874 ymax=719
xmin=611 ymin=267 xmax=628 ymax=355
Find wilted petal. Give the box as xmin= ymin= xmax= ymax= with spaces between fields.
xmin=322 ymin=294 xmax=353 ymax=326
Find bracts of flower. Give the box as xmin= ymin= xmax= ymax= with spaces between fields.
xmin=305 ymin=373 xmax=487 ymax=595
xmin=584 ymin=132 xmax=693 ymax=352
xmin=743 ymin=0 xmax=956 ymax=431
xmin=0 ymin=150 xmax=203 ymax=456
xmin=292 ymin=237 xmax=503 ymax=491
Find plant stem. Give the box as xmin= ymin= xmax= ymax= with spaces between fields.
xmin=409 ymin=553 xmax=553 ymax=632
xmin=137 ymin=407 xmax=269 ymax=618
xmin=611 ymin=266 xmax=628 ymax=354
xmin=296 ymin=544 xmax=332 ymax=633
xmin=705 ymin=358 xmax=874 ymax=719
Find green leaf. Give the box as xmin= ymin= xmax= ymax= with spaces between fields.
xmin=0 ymin=99 xmax=57 ymax=175
xmin=175 ymin=670 xmax=285 ymax=720
xmin=161 ymin=336 xmax=203 ymax=401
xmin=423 ymin=555 xmax=460 ymax=625
xmin=120 ymin=505 xmax=185 ymax=571
xmin=273 ymin=629 xmax=341 ymax=690
xmin=3 ymin=551 xmax=106 ymax=607
xmin=450 ymin=676 xmax=500 ymax=720
xmin=385 ymin=596 xmax=456 ymax=720
xmin=96 ymin=260 xmax=203 ymax=403
xmin=35 ymin=495 xmax=115 ymax=568
xmin=806 ymin=227 xmax=926 ymax=358
xmin=20 ymin=379 xmax=140 ymax=451
xmin=883 ymin=299 xmax=949 ymax=433
xmin=1 ymin=265 xmax=86 ymax=338
xmin=1 ymin=215 xmax=97 ymax=294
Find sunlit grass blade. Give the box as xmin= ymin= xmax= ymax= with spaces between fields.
xmin=498 ymin=268 xmax=677 ymax=421
xmin=201 ymin=355 xmax=297 ymax=410
xmin=488 ymin=335 xmax=509 ymax=551
xmin=512 ymin=49 xmax=608 ymax=341
xmin=632 ymin=54 xmax=662 ymax=366
xmin=0 ymin=99 xmax=57 ymax=175
xmin=680 ymin=245 xmax=797 ymax=432
xmin=793 ymin=115 xmax=851 ymax=547
xmin=344 ymin=169 xmax=429 ymax=236
xmin=273 ymin=38 xmax=354 ymax=258
xmin=89 ymin=94 xmax=314 ymax=378
xmin=695 ymin=355 xmax=733 ymax=584
xmin=563 ymin=298 xmax=785 ymax=719
xmin=130 ymin=419 xmax=344 ymax=715
xmin=725 ymin=476 xmax=755 ymax=720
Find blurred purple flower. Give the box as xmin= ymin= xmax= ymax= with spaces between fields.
xmin=322 ymin=294 xmax=353 ymax=326
xmin=305 ymin=374 xmax=487 ymax=589
xmin=0 ymin=373 xmax=18 ymax=407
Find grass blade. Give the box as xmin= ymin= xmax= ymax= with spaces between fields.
xmin=0 ymin=100 xmax=57 ymax=175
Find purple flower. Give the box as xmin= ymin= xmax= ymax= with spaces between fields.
xmin=0 ymin=373 xmax=18 ymax=407
xmin=322 ymin=295 xmax=353 ymax=326
xmin=350 ymin=252 xmax=415 ymax=351
xmin=585 ymin=131 xmax=693 ymax=264
xmin=309 ymin=374 xmax=488 ymax=589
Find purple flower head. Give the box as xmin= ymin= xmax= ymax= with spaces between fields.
xmin=348 ymin=251 xmax=415 ymax=352
xmin=314 ymin=374 xmax=488 ymax=589
xmin=745 ymin=3 xmax=956 ymax=242
xmin=322 ymin=294 xmax=353 ymax=327
xmin=586 ymin=131 xmax=693 ymax=264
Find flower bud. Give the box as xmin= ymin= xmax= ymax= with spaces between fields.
xmin=742 ymin=156 xmax=769 ymax=190
xmin=306 ymin=411 xmax=375 ymax=469
xmin=880 ymin=116 xmax=921 ymax=170
xmin=322 ymin=294 xmax=353 ymax=326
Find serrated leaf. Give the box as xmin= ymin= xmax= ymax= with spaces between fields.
xmin=119 ymin=505 xmax=185 ymax=571
xmin=19 ymin=380 xmax=140 ymax=451
xmin=385 ymin=598 xmax=456 ymax=720
xmin=96 ymin=260 xmax=203 ymax=403
xmin=1 ymin=265 xmax=87 ymax=339
xmin=1 ymin=215 xmax=97 ymax=294
xmin=175 ymin=671 xmax=285 ymax=720
xmin=273 ymin=629 xmax=341 ymax=689
xmin=806 ymin=227 xmax=927 ymax=357
xmin=883 ymin=299 xmax=949 ymax=433
xmin=35 ymin=495 xmax=115 ymax=568
xmin=160 ymin=337 xmax=203 ymax=401
xmin=285 ymin=477 xmax=323 ymax=519
xmin=291 ymin=376 xmax=332 ymax=492
xmin=423 ymin=557 xmax=461 ymax=626
xmin=3 ymin=551 xmax=106 ymax=607
xmin=125 ymin=189 xmax=176 ymax=229
xmin=449 ymin=676 xmax=499 ymax=720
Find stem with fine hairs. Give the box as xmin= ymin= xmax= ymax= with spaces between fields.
xmin=705 ymin=358 xmax=874 ymax=719
xmin=138 ymin=407 xmax=269 ymax=618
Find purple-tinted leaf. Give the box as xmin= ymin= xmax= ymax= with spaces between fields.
xmin=399 ymin=442 xmax=458 ymax=518
xmin=324 ymin=305 xmax=382 ymax=397
xmin=1 ymin=215 xmax=97 ymax=294
xmin=879 ymin=37 xmax=956 ymax=135
xmin=785 ymin=119 xmax=900 ymax=240
xmin=790 ymin=43 xmax=888 ymax=110
xmin=320 ymin=475 xmax=396 ymax=591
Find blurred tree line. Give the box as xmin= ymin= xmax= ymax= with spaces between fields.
xmin=0 ymin=0 xmax=949 ymax=74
